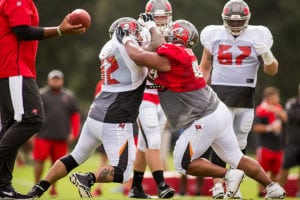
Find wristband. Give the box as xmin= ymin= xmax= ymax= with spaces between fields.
xmin=122 ymin=36 xmax=133 ymax=44
xmin=261 ymin=50 xmax=274 ymax=65
xmin=57 ymin=26 xmax=62 ymax=36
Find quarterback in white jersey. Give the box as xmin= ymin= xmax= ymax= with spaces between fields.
xmin=199 ymin=0 xmax=279 ymax=198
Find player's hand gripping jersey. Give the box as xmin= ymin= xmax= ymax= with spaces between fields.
xmin=200 ymin=25 xmax=273 ymax=88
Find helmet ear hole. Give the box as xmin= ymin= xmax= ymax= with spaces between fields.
xmin=221 ymin=0 xmax=251 ymax=36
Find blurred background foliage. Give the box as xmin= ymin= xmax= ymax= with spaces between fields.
xmin=35 ymin=0 xmax=300 ymax=116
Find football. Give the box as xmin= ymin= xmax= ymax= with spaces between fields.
xmin=68 ymin=9 xmax=91 ymax=29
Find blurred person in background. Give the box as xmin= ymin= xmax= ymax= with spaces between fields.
xmin=32 ymin=70 xmax=81 ymax=197
xmin=199 ymin=0 xmax=279 ymax=198
xmin=279 ymin=82 xmax=300 ymax=197
xmin=0 ymin=0 xmax=86 ymax=198
xmin=252 ymin=86 xmax=287 ymax=197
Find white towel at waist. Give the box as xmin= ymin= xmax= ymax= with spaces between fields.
xmin=9 ymin=75 xmax=24 ymax=122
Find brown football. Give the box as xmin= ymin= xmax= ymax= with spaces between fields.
xmin=68 ymin=9 xmax=91 ymax=29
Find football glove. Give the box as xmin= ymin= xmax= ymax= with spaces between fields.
xmin=254 ymin=44 xmax=274 ymax=65
xmin=116 ymin=26 xmax=132 ymax=44
xmin=138 ymin=13 xmax=156 ymax=30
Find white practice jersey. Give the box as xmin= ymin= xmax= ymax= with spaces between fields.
xmin=200 ymin=25 xmax=273 ymax=88
xmin=99 ymin=33 xmax=148 ymax=92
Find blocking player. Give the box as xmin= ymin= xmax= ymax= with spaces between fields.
xmin=199 ymin=0 xmax=279 ymax=198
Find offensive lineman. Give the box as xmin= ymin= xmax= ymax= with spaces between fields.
xmin=199 ymin=0 xmax=279 ymax=198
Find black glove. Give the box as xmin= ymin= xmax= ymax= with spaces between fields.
xmin=138 ymin=13 xmax=156 ymax=29
xmin=116 ymin=25 xmax=129 ymax=43
xmin=140 ymin=13 xmax=155 ymax=23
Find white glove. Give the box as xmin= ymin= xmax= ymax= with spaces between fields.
xmin=254 ymin=44 xmax=274 ymax=65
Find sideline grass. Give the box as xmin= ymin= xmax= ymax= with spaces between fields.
xmin=13 ymin=153 xmax=298 ymax=200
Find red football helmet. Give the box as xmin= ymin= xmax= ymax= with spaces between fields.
xmin=171 ymin=19 xmax=199 ymax=48
xmin=145 ymin=0 xmax=172 ymax=33
xmin=108 ymin=17 xmax=141 ymax=41
xmin=222 ymin=0 xmax=251 ymax=36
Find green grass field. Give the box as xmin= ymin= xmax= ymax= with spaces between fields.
xmin=13 ymin=153 xmax=299 ymax=200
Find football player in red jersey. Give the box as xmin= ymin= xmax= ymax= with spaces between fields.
xmin=198 ymin=0 xmax=279 ymax=198
xmin=118 ymin=14 xmax=286 ymax=199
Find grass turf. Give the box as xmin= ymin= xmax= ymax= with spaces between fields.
xmin=13 ymin=153 xmax=299 ymax=200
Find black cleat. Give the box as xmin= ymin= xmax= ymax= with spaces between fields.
xmin=128 ymin=187 xmax=152 ymax=199
xmin=158 ymin=183 xmax=175 ymax=199
xmin=69 ymin=172 xmax=95 ymax=198
xmin=1 ymin=185 xmax=33 ymax=200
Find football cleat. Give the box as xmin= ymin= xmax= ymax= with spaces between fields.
xmin=265 ymin=182 xmax=286 ymax=199
xmin=1 ymin=185 xmax=33 ymax=200
xmin=223 ymin=169 xmax=245 ymax=199
xmin=128 ymin=186 xmax=152 ymax=199
xmin=210 ymin=183 xmax=225 ymax=199
xmin=158 ymin=182 xmax=175 ymax=198
xmin=69 ymin=172 xmax=95 ymax=198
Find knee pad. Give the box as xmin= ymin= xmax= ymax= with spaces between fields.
xmin=60 ymin=155 xmax=79 ymax=173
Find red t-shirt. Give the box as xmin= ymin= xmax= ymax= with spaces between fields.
xmin=0 ymin=0 xmax=39 ymax=78
xmin=155 ymin=43 xmax=206 ymax=92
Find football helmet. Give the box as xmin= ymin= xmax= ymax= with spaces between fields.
xmin=171 ymin=19 xmax=199 ymax=49
xmin=145 ymin=0 xmax=172 ymax=33
xmin=108 ymin=17 xmax=141 ymax=40
xmin=222 ymin=0 xmax=251 ymax=36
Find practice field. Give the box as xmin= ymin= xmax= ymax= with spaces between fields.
xmin=13 ymin=153 xmax=299 ymax=200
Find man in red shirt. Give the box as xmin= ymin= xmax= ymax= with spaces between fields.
xmin=118 ymin=14 xmax=286 ymax=199
xmin=0 ymin=0 xmax=86 ymax=199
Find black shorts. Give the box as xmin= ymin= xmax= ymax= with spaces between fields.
xmin=282 ymin=144 xmax=300 ymax=169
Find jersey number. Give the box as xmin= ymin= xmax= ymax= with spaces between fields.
xmin=217 ymin=45 xmax=251 ymax=65
xmin=100 ymin=56 xmax=119 ymax=85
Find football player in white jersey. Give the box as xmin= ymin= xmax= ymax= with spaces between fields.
xmin=128 ymin=0 xmax=175 ymax=199
xmin=27 ymin=17 xmax=165 ymax=198
xmin=199 ymin=0 xmax=279 ymax=198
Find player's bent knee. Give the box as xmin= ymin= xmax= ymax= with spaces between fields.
xmin=60 ymin=155 xmax=79 ymax=173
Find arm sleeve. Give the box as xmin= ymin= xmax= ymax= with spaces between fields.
xmin=11 ymin=25 xmax=44 ymax=40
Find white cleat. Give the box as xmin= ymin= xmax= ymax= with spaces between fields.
xmin=223 ymin=169 xmax=245 ymax=199
xmin=211 ymin=183 xmax=225 ymax=199
xmin=264 ymin=182 xmax=286 ymax=199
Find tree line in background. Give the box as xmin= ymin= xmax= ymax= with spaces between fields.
xmin=35 ymin=0 xmax=300 ymax=116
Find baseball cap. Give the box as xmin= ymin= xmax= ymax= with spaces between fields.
xmin=48 ymin=70 xmax=64 ymax=79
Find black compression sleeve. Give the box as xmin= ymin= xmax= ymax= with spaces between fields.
xmin=11 ymin=25 xmax=44 ymax=40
